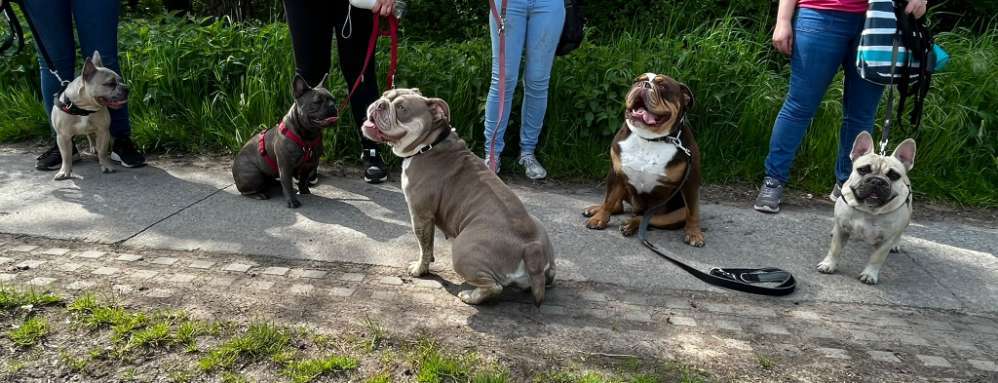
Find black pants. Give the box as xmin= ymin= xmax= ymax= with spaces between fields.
xmin=283 ymin=0 xmax=380 ymax=151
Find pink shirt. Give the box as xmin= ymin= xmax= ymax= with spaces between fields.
xmin=799 ymin=0 xmax=868 ymax=14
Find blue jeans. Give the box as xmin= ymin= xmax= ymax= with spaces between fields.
xmin=483 ymin=0 xmax=565 ymax=157
xmin=22 ymin=0 xmax=130 ymax=138
xmin=764 ymin=7 xmax=885 ymax=184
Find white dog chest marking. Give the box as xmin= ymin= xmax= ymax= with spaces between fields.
xmin=618 ymin=133 xmax=677 ymax=194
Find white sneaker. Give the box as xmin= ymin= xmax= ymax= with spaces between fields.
xmin=483 ymin=155 xmax=500 ymax=174
xmin=518 ymin=153 xmax=547 ymax=180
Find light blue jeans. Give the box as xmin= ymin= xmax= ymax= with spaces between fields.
xmin=22 ymin=0 xmax=130 ymax=138
xmin=483 ymin=0 xmax=565 ymax=157
xmin=764 ymin=7 xmax=885 ymax=184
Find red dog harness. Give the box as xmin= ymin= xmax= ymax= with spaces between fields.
xmin=257 ymin=121 xmax=322 ymax=174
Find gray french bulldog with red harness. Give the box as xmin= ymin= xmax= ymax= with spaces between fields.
xmin=231 ymin=74 xmax=338 ymax=208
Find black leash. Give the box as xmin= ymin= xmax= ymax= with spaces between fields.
xmin=638 ymin=129 xmax=797 ymax=296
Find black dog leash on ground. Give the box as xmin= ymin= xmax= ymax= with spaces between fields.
xmin=638 ymin=132 xmax=797 ymax=296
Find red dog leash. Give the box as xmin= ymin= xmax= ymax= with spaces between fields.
xmin=486 ymin=0 xmax=507 ymax=173
xmin=341 ymin=14 xmax=399 ymax=113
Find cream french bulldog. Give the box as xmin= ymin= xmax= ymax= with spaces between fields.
xmin=361 ymin=88 xmax=555 ymax=306
xmin=818 ymin=131 xmax=916 ymax=285
xmin=51 ymin=51 xmax=129 ymax=180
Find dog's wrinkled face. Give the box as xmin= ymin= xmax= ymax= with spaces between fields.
xmin=362 ymin=88 xmax=450 ymax=157
xmin=292 ymin=74 xmax=338 ymax=128
xmin=847 ymin=132 xmax=916 ymax=210
xmin=624 ymin=73 xmax=694 ymax=137
xmin=82 ymin=51 xmax=128 ymax=109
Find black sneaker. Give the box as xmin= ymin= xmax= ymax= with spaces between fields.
xmin=110 ymin=137 xmax=146 ymax=168
xmin=35 ymin=143 xmax=80 ymax=170
xmin=362 ymin=149 xmax=388 ymax=184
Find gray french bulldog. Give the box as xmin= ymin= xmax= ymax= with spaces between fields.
xmin=51 ymin=51 xmax=129 ymax=180
xmin=818 ymin=131 xmax=916 ymax=285
xmin=231 ymin=74 xmax=337 ymax=208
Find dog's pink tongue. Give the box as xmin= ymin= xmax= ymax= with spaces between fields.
xmin=633 ymin=107 xmax=657 ymax=125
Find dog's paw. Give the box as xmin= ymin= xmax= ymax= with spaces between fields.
xmin=858 ymin=270 xmax=879 ymax=285
xmin=287 ymin=199 xmax=301 ymax=209
xmin=101 ymin=166 xmax=115 ymax=174
xmin=407 ymin=261 xmax=429 ymax=277
xmin=889 ymin=245 xmax=902 ymax=254
xmin=620 ymin=221 xmax=639 ymax=237
xmin=684 ymin=230 xmax=705 ymax=247
xmin=53 ymin=171 xmax=72 ymax=181
xmin=457 ymin=290 xmax=485 ymax=305
xmin=582 ymin=205 xmax=601 ymax=218
xmin=585 ymin=216 xmax=608 ymax=230
xmin=816 ymin=261 xmax=837 ymax=274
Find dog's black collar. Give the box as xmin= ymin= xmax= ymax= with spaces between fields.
xmin=403 ymin=127 xmax=452 ymax=159
xmin=639 ymin=114 xmax=687 ymax=143
xmin=55 ymin=91 xmax=97 ymax=116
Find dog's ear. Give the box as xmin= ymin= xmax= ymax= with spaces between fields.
xmin=426 ymin=98 xmax=450 ymax=124
xmin=292 ymin=74 xmax=310 ymax=99
xmin=850 ymin=131 xmax=875 ymax=161
xmin=83 ymin=51 xmax=102 ymax=81
xmin=679 ymin=82 xmax=695 ymax=110
xmin=314 ymin=73 xmax=328 ymax=89
xmin=892 ymin=138 xmax=916 ymax=171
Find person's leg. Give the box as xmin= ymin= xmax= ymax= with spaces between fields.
xmin=755 ymin=8 xmax=855 ymax=212
xmin=73 ymin=0 xmax=128 ymax=138
xmin=283 ymin=0 xmax=335 ymax=87
xmin=483 ymin=0 xmax=527 ymax=167
xmin=333 ymin=3 xmax=388 ymax=183
xmin=836 ymin=17 xmax=885 ymax=185
xmin=333 ymin=5 xmax=379 ymax=146
xmin=74 ymin=0 xmax=145 ymax=167
xmin=764 ymin=9 xmax=852 ymax=184
xmin=516 ymin=0 xmax=564 ymax=179
xmin=21 ymin=0 xmax=79 ymax=170
xmin=21 ymin=0 xmax=74 ymax=132
xmin=519 ymin=0 xmax=563 ymax=155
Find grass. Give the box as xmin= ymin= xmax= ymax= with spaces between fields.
xmin=756 ymin=355 xmax=776 ymax=370
xmin=0 ymin=287 xmax=62 ymax=310
xmin=198 ymin=322 xmax=292 ymax=371
xmin=2 ymin=287 xmax=712 ymax=382
xmin=281 ymin=355 xmax=359 ymax=383
xmin=7 ymin=316 xmax=49 ymax=348
xmin=0 ymin=12 xmax=994 ymax=206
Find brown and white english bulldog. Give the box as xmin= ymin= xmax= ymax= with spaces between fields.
xmin=361 ymin=88 xmax=556 ymax=306
xmin=583 ymin=73 xmax=705 ymax=247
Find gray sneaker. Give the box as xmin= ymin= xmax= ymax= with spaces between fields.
xmin=518 ymin=153 xmax=547 ymax=180
xmin=829 ymin=182 xmax=843 ymax=202
xmin=753 ymin=176 xmax=784 ymax=213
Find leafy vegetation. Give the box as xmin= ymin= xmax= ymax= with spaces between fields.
xmin=7 ymin=316 xmax=49 ymax=348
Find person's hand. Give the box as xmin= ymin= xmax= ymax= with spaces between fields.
xmin=905 ymin=0 xmax=927 ymax=19
xmin=772 ymin=20 xmax=793 ymax=56
xmin=372 ymin=0 xmax=395 ymax=17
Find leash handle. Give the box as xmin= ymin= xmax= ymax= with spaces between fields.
xmin=486 ymin=0 xmax=507 ymax=173
xmin=637 ymin=152 xmax=796 ymax=296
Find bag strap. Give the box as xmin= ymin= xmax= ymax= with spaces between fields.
xmin=638 ymin=141 xmax=796 ymax=296
xmin=0 ymin=0 xmax=25 ymax=56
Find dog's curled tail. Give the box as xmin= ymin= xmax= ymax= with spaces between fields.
xmin=524 ymin=241 xmax=551 ymax=307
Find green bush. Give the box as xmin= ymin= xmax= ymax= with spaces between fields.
xmin=0 ymin=15 xmax=994 ymax=206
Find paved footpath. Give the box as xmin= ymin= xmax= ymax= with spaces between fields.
xmin=1 ymin=145 xmax=997 ymax=381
